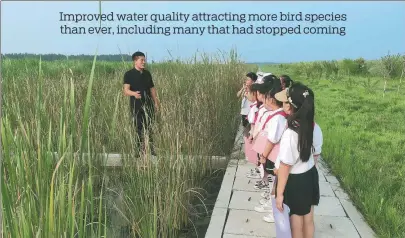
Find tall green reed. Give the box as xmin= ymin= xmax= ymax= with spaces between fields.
xmin=2 ymin=52 xmax=107 ymax=237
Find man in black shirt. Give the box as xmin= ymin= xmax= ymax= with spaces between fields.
xmin=123 ymin=51 xmax=160 ymax=156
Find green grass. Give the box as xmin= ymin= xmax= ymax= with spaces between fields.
xmin=1 ymin=51 xmax=250 ymax=237
xmin=261 ymin=63 xmax=405 ymax=238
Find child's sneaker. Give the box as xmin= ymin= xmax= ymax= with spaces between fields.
xmin=263 ymin=213 xmax=274 ymax=223
xmin=259 ymin=198 xmax=269 ymax=205
xmin=254 ymin=181 xmax=270 ymax=190
xmin=245 ymin=168 xmax=255 ymax=176
xmin=259 ymin=193 xmax=271 ymax=205
xmin=246 ymin=169 xmax=261 ymax=178
xmin=259 ymin=181 xmax=273 ymax=190
xmin=255 ymin=180 xmax=264 ymax=185
xmin=247 ymin=173 xmax=261 ymax=179
xmin=261 ymin=191 xmax=270 ymax=198
xmin=254 ymin=201 xmax=272 ymax=213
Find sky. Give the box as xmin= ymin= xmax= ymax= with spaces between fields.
xmin=1 ymin=1 xmax=405 ymax=63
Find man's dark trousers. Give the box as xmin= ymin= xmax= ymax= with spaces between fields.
xmin=133 ymin=106 xmax=155 ymax=155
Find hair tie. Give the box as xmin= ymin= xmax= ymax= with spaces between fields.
xmin=303 ymin=90 xmax=309 ymax=98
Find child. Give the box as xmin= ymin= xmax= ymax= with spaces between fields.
xmin=250 ymin=75 xmax=278 ymax=142
xmin=252 ymin=78 xmax=288 ymax=216
xmin=244 ymin=83 xmax=260 ymax=178
xmin=238 ymin=72 xmax=258 ymax=128
xmin=249 ymin=75 xmax=278 ymax=185
xmin=245 ymin=82 xmax=267 ymax=179
xmin=264 ymin=74 xmax=293 ymax=194
xmin=245 ymin=77 xmax=274 ymax=179
xmin=274 ymin=82 xmax=322 ymax=238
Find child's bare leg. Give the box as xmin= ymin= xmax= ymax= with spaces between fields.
xmin=271 ymin=174 xmax=277 ymax=195
xmin=290 ymin=215 xmax=304 ymax=238
xmin=262 ymin=170 xmax=269 ymax=184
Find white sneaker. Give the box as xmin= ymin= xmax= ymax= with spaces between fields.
xmin=259 ymin=192 xmax=271 ymax=204
xmin=245 ymin=169 xmax=255 ymax=176
xmin=259 ymin=198 xmax=268 ymax=205
xmin=246 ymin=168 xmax=260 ymax=176
xmin=254 ymin=181 xmax=270 ymax=190
xmin=254 ymin=201 xmax=272 ymax=213
xmin=263 ymin=213 xmax=274 ymax=223
xmin=247 ymin=173 xmax=261 ymax=179
xmin=261 ymin=191 xmax=270 ymax=198
xmin=255 ymin=180 xmax=264 ymax=185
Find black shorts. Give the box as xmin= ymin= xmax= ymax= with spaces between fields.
xmin=276 ymin=166 xmax=320 ymax=216
xmin=241 ymin=115 xmax=249 ymax=127
xmin=264 ymin=159 xmax=275 ymax=176
xmin=243 ymin=124 xmax=251 ymax=138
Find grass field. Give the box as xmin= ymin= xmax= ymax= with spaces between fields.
xmin=1 ymin=52 xmax=405 ymax=237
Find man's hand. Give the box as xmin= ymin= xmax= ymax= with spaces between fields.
xmin=134 ymin=91 xmax=142 ymax=99
xmin=154 ymin=101 xmax=160 ymax=112
xmin=123 ymin=84 xmax=142 ymax=99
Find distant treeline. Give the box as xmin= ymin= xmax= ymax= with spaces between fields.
xmin=1 ymin=53 xmax=134 ymax=62
xmin=1 ymin=53 xmax=278 ymax=65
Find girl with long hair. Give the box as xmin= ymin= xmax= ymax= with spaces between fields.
xmin=274 ymin=81 xmax=322 ymax=238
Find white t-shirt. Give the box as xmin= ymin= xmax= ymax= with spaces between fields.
xmin=275 ymin=123 xmax=323 ymax=174
xmin=240 ymin=96 xmax=253 ymax=115
xmin=253 ymin=106 xmax=271 ymax=138
xmin=264 ymin=108 xmax=287 ymax=144
xmin=247 ymin=102 xmax=258 ymax=123
xmin=313 ymin=123 xmax=323 ymax=155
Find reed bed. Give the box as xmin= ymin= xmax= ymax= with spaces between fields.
xmin=1 ymin=51 xmax=249 ymax=237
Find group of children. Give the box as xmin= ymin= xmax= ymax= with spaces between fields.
xmin=238 ymin=71 xmax=323 ymax=238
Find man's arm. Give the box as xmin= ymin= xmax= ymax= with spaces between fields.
xmin=150 ymin=87 xmax=160 ymax=106
xmin=123 ymin=84 xmax=141 ymax=98
xmin=123 ymin=72 xmax=141 ymax=98
xmin=148 ymin=72 xmax=160 ymax=109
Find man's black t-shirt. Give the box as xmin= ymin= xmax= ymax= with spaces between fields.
xmin=123 ymin=68 xmax=155 ymax=115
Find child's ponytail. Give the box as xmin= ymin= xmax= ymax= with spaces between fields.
xmin=286 ymin=83 xmax=315 ymax=162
